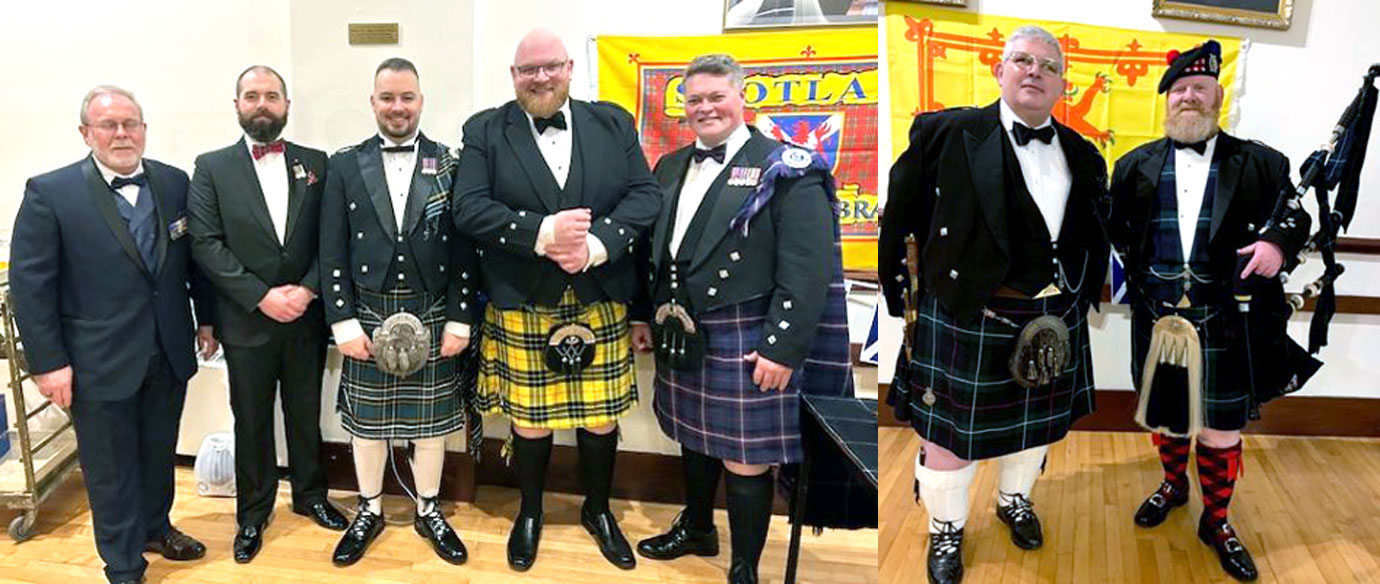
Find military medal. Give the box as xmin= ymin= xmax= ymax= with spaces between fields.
xmin=168 ymin=216 xmax=188 ymax=240
xmin=421 ymin=157 xmax=437 ymax=175
xmin=727 ymin=166 xmax=760 ymax=187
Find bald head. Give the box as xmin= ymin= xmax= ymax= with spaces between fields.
xmin=514 ymin=28 xmax=567 ymax=66
xmin=511 ymin=28 xmax=573 ymax=118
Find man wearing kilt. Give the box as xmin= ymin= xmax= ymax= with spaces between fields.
xmin=880 ymin=26 xmax=1110 ymax=584
xmin=1108 ymin=41 xmax=1312 ymax=582
xmin=452 ymin=29 xmax=661 ymax=571
xmin=318 ymin=58 xmax=478 ymax=566
xmin=630 ymin=54 xmax=854 ymax=584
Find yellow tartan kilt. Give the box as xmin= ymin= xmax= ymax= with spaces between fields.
xmin=476 ymin=290 xmax=637 ymax=429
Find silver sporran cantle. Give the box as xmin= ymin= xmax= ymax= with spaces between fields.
xmin=372 ymin=311 xmax=430 ymax=377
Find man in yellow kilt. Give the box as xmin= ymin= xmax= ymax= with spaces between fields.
xmin=451 ymin=28 xmax=662 ymax=572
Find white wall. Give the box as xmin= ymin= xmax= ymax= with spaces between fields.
xmin=875 ymin=0 xmax=1380 ymax=402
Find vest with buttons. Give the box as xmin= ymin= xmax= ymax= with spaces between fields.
xmin=999 ymin=135 xmax=1089 ymax=296
xmin=1141 ymin=147 xmax=1218 ymax=305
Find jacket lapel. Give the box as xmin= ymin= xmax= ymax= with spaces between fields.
xmin=80 ymin=156 xmax=149 ymax=276
xmin=569 ymin=101 xmax=598 ymax=208
xmin=146 ymin=165 xmax=173 ymax=275
xmin=356 ymin=137 xmax=398 ymax=238
xmin=401 ymin=135 xmax=437 ymax=235
xmin=650 ymin=146 xmax=693 ymax=276
xmin=504 ymin=104 xmax=562 ymax=212
xmin=1135 ymin=138 xmax=1172 ymax=246
xmin=282 ymin=142 xmax=309 ymax=245
xmin=687 ymin=130 xmax=776 ymax=273
xmin=963 ymin=102 xmax=1009 ymax=258
xmin=230 ymin=138 xmax=281 ymax=247
xmin=1209 ymin=132 xmax=1243 ymax=242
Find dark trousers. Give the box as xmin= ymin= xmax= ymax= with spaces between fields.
xmin=69 ymin=354 xmax=186 ymax=583
xmin=223 ymin=325 xmax=327 ymax=527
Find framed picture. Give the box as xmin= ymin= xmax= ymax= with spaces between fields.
xmin=1152 ymin=0 xmax=1294 ymax=30
xmin=723 ymin=0 xmax=878 ymax=31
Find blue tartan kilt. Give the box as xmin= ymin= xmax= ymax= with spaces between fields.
xmin=891 ymin=293 xmax=1095 ymax=461
xmin=1130 ymin=300 xmax=1248 ymax=431
xmin=338 ymin=288 xmax=466 ymax=440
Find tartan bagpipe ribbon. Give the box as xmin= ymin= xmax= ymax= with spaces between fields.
xmin=728 ymin=144 xmax=839 ymax=236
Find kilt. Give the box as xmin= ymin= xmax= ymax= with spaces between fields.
xmin=1130 ymin=300 xmax=1248 ymax=432
xmin=338 ymin=288 xmax=467 ymax=440
xmin=476 ymin=289 xmax=637 ymax=429
xmin=891 ymin=293 xmax=1095 ymax=461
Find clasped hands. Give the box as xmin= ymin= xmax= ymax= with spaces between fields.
xmin=546 ymin=208 xmax=592 ymax=274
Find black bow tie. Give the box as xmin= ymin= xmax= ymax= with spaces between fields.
xmin=1174 ymin=139 xmax=1208 ymax=155
xmin=380 ymin=143 xmax=415 ymax=154
xmin=533 ymin=111 xmax=567 ymax=134
xmin=692 ymin=143 xmax=726 ymax=164
xmin=1011 ymin=122 xmax=1055 ymax=146
xmin=110 ymin=174 xmax=147 ymax=190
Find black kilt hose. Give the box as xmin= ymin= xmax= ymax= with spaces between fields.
xmin=893 ymin=293 xmax=1095 ymax=461
xmin=338 ymin=287 xmax=467 ymax=440
xmin=1130 ymin=300 xmax=1248 ymax=432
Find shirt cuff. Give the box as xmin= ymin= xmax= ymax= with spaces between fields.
xmin=534 ymin=215 xmax=556 ymax=256
xmin=443 ymin=321 xmax=472 ymax=338
xmin=331 ymin=318 xmax=366 ymax=345
xmin=584 ymin=233 xmax=608 ymax=271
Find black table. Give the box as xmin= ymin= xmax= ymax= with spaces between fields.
xmin=784 ymin=395 xmax=878 ymax=584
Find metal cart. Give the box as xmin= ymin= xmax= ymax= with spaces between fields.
xmin=0 ymin=281 xmax=81 ymax=542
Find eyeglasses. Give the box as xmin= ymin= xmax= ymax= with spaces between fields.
xmin=1005 ymin=51 xmax=1063 ymax=76
xmin=514 ymin=60 xmax=568 ymax=79
xmin=87 ymin=120 xmax=145 ymax=134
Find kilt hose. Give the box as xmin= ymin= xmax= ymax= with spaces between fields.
xmin=476 ymin=289 xmax=637 ymax=429
xmin=892 ymin=293 xmax=1095 ymax=461
xmin=338 ymin=287 xmax=469 ymax=440
xmin=1131 ymin=300 xmax=1249 ymax=433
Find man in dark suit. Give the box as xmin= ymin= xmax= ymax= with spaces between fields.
xmin=320 ymin=57 xmax=478 ymax=567
xmin=1109 ymin=41 xmax=1312 ymax=583
xmin=630 ymin=54 xmax=854 ymax=584
xmin=187 ymin=65 xmax=346 ymax=564
xmin=10 ymin=85 xmax=217 ymax=584
xmin=452 ymin=28 xmax=661 ymax=572
xmin=880 ymin=26 xmax=1109 ymax=584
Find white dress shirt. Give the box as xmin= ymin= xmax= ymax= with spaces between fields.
xmin=245 ymin=135 xmax=290 ymax=244
xmin=380 ymin=132 xmax=419 ymax=232
xmin=999 ymin=99 xmax=1072 ymax=240
xmin=94 ymin=158 xmax=146 ymax=206
xmin=531 ymin=99 xmax=608 ymax=269
xmin=670 ymin=123 xmax=751 ymax=257
xmin=1172 ymin=134 xmax=1219 ymax=259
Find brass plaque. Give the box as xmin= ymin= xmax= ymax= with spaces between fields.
xmin=349 ymin=23 xmax=399 ymax=45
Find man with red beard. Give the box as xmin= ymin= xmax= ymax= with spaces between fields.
xmin=452 ymin=29 xmax=661 ymax=572
xmin=188 ymin=65 xmax=346 ymax=564
xmin=1108 ymin=40 xmax=1311 ymax=582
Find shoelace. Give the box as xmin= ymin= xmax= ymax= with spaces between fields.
xmin=1002 ymin=493 xmax=1036 ymax=523
xmin=930 ymin=520 xmax=963 ymax=556
xmin=422 ymin=509 xmax=452 ymax=537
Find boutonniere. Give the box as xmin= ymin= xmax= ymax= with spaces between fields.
xmin=307 ymin=169 xmax=318 ymax=185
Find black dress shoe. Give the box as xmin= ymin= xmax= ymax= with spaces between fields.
xmin=581 ymin=507 xmax=636 ymax=569
xmin=332 ymin=506 xmax=385 ymax=567
xmin=232 ymin=524 xmax=264 ymax=564
xmin=637 ymin=512 xmax=719 ymax=560
xmin=1198 ymin=521 xmax=1259 ymax=582
xmin=995 ymin=494 xmax=1043 ymax=550
xmin=144 ymin=526 xmax=206 ymax=561
xmin=414 ymin=502 xmax=468 ymax=565
xmin=507 ymin=513 xmax=543 ymax=572
xmin=926 ymin=522 xmax=964 ymax=584
xmin=728 ymin=556 xmax=758 ymax=584
xmin=1134 ymin=481 xmax=1189 ymax=528
xmin=293 ymin=499 xmax=349 ymax=531
xmin=111 ymin=579 xmax=144 ymax=584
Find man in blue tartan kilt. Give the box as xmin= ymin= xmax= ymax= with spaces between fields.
xmin=629 ymin=54 xmax=854 ymax=584
xmin=1108 ymin=41 xmax=1313 ymax=582
xmin=452 ymin=29 xmax=662 ymax=572
xmin=880 ymin=26 xmax=1111 ymax=584
xmin=318 ymin=58 xmax=479 ymax=566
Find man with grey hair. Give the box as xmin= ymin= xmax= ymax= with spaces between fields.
xmin=633 ymin=53 xmax=853 ymax=584
xmin=880 ymin=25 xmax=1109 ymax=583
xmin=11 ymin=85 xmax=217 ymax=583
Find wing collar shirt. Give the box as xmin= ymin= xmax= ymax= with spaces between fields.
xmin=999 ymin=99 xmax=1072 ymax=241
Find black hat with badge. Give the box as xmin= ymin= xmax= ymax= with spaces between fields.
xmin=1158 ymin=39 xmax=1222 ymax=94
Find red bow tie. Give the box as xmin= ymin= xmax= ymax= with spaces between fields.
xmin=251 ymin=140 xmax=285 ymax=160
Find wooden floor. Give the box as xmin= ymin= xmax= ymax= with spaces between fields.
xmin=0 ymin=468 xmax=876 ymax=583
xmin=880 ymin=428 xmax=1380 ymax=584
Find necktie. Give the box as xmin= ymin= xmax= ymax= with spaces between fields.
xmin=692 ymin=143 xmax=726 ymax=164
xmin=110 ymin=174 xmax=147 ymax=190
xmin=251 ymin=140 xmax=285 ymax=160
xmin=1173 ymin=140 xmax=1208 ymax=155
xmin=533 ymin=111 xmax=567 ymax=134
xmin=1012 ymin=122 xmax=1055 ymax=146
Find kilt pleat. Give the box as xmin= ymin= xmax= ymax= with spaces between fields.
xmin=1130 ymin=301 xmax=1248 ymax=431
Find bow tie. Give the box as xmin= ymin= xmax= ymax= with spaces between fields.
xmin=533 ymin=111 xmax=567 ymax=134
xmin=110 ymin=174 xmax=147 ymax=190
xmin=251 ymin=140 xmax=285 ymax=160
xmin=1011 ymin=122 xmax=1055 ymax=146
xmin=692 ymin=143 xmax=726 ymax=164
xmin=380 ymin=142 xmax=415 ymax=154
xmin=1173 ymin=139 xmax=1208 ymax=155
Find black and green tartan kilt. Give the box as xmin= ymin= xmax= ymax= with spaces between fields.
xmin=338 ymin=288 xmax=467 ymax=440
xmin=1130 ymin=301 xmax=1249 ymax=431
xmin=476 ymin=289 xmax=637 ymax=429
xmin=893 ymin=293 xmax=1095 ymax=461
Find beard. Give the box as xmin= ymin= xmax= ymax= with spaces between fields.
xmin=1164 ymin=100 xmax=1221 ymax=144
xmin=239 ymin=108 xmax=288 ymax=143
xmin=379 ymin=115 xmax=418 ymax=141
xmin=515 ymin=80 xmax=570 ymax=119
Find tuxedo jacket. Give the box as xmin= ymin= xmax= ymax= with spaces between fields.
xmin=451 ymin=99 xmax=661 ymax=309
xmin=642 ymin=128 xmax=835 ymax=368
xmin=188 ymin=138 xmax=326 ymax=347
xmin=10 ymin=156 xmax=214 ymax=401
xmin=880 ymin=101 xmax=1111 ymax=324
xmin=319 ymin=133 xmax=479 ymax=326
